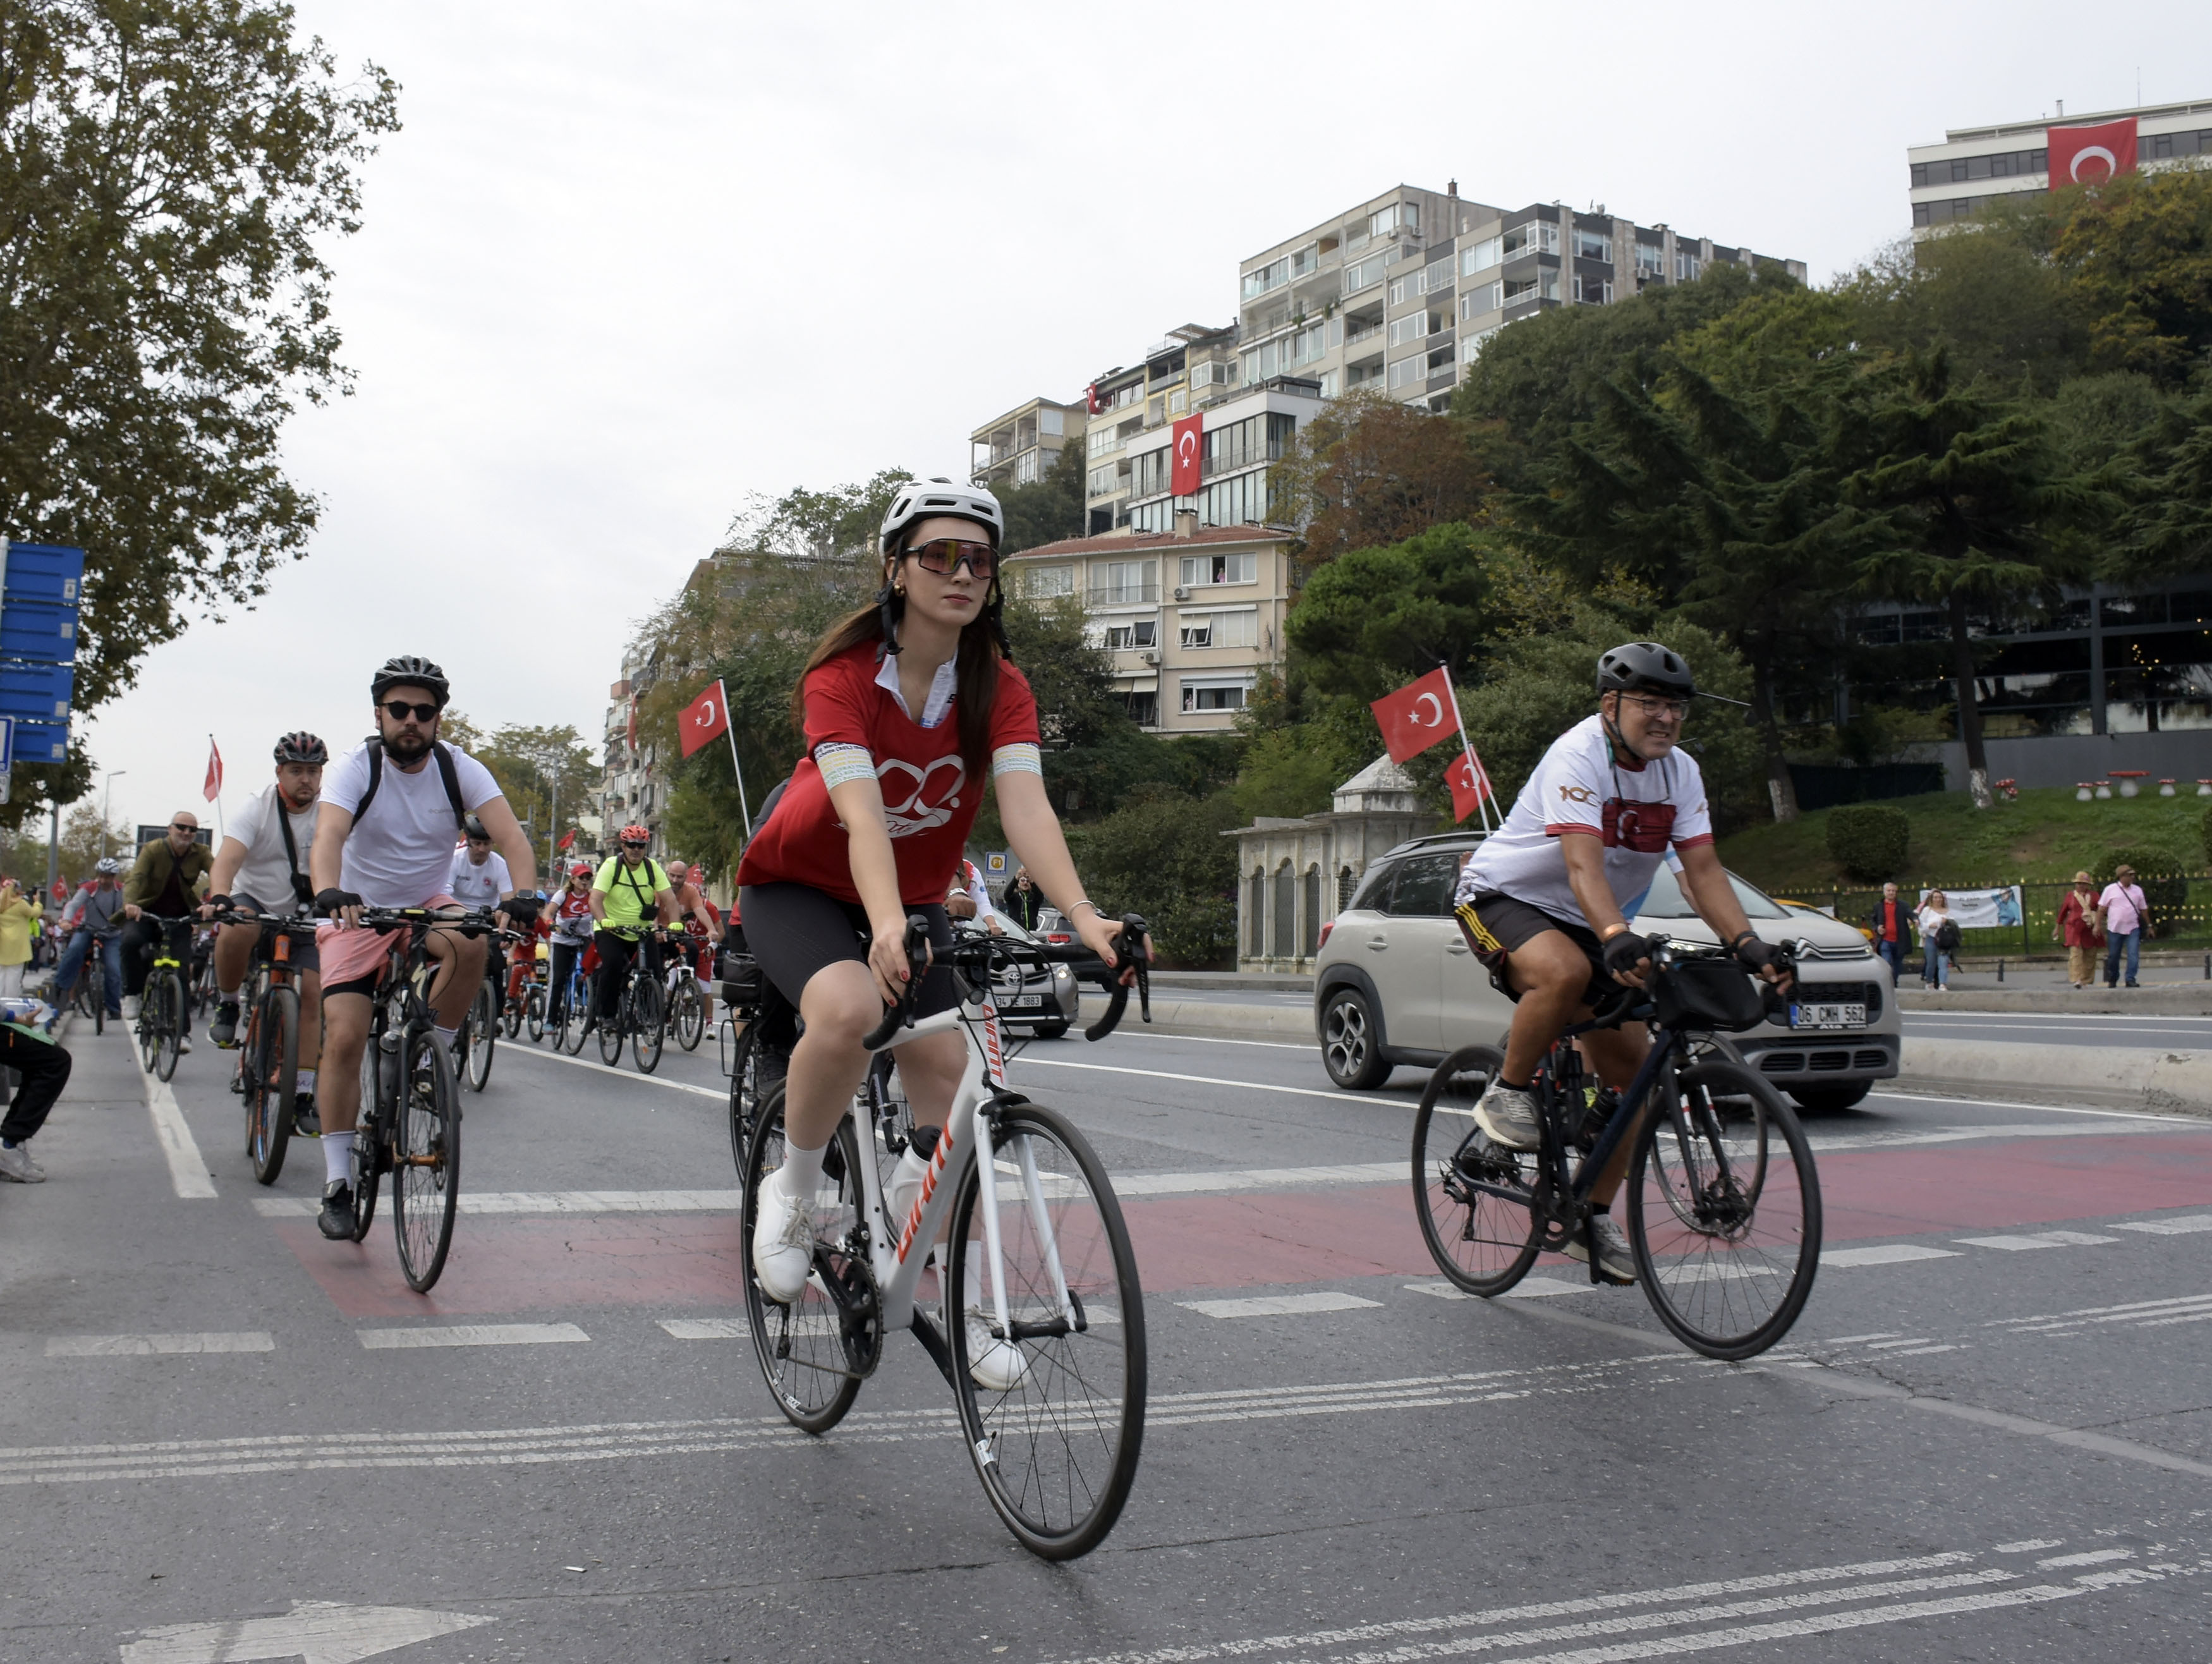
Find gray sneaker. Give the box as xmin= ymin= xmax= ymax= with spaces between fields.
xmin=1564 ymin=1214 xmax=1637 ymax=1284
xmin=0 ymin=1141 xmax=47 ymax=1182
xmin=1473 ymin=1079 xmax=1543 ymax=1151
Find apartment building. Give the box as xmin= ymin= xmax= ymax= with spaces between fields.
xmin=1909 ymin=97 xmax=2212 ymax=236
xmin=599 ymin=648 xmax=665 ymax=856
xmin=970 ymin=396 xmax=1084 ymax=490
xmin=1003 ymin=517 xmax=1296 ymax=734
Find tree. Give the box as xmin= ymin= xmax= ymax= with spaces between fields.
xmin=0 ymin=3 xmax=399 ymax=734
xmin=473 ymin=724 xmax=597 ymax=858
xmin=1287 ymin=521 xmax=1502 ymax=702
xmin=2045 ymin=167 xmax=2212 ymax=387
xmin=997 ymin=439 xmax=1086 ymax=554
xmin=1838 ymin=229 xmax=2081 ymax=395
xmin=1069 ymin=788 xmax=1241 ymax=966
xmin=2114 ymin=389 xmax=2212 ymax=581
xmin=55 ymin=799 xmax=129 ymax=883
xmin=1269 ymin=391 xmax=1490 ymax=560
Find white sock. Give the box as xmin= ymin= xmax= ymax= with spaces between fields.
xmin=322 ymin=1133 xmax=353 ymax=1186
xmin=296 ymin=1068 xmax=317 ymax=1095
xmin=434 ymin=1024 xmax=459 ymax=1052
xmin=777 ymin=1138 xmax=828 ymax=1199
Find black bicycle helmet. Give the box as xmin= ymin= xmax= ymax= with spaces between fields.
xmin=463 ymin=814 xmax=489 ymax=841
xmin=1596 ymin=641 xmax=1696 ymax=700
xmin=370 ymin=655 xmax=451 ymax=708
xmin=272 ymin=730 xmax=327 ymax=765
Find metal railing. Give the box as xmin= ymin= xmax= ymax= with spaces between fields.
xmin=1086 ymin=583 xmax=1160 ymax=607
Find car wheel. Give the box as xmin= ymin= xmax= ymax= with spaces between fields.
xmin=1319 ymin=987 xmax=1391 ymax=1090
xmin=1030 ymin=1021 xmax=1069 ymax=1040
xmin=1787 ymin=1082 xmax=1873 ymax=1113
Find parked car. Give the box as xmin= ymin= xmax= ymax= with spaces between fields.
xmin=1032 ymin=907 xmax=1117 ymax=992
xmin=1310 ymin=831 xmax=1900 ymax=1112
xmin=954 ymin=915 xmax=1081 ymax=1038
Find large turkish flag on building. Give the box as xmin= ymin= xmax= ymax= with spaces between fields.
xmin=2047 ymin=118 xmax=2137 ymax=190
xmin=1370 ymin=667 xmax=1457 ymax=763
xmin=678 ymin=679 xmax=731 ymax=758
xmin=1170 ymin=414 xmax=1203 ymax=497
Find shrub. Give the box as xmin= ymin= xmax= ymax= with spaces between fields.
xmin=2199 ymin=802 xmax=2212 ymax=867
xmin=1070 ymin=789 xmax=1241 ymax=967
xmin=2094 ymin=845 xmax=2191 ymax=938
xmin=1825 ymin=804 xmax=1911 ymax=883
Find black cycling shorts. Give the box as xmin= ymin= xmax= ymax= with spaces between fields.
xmin=737 ymin=884 xmax=959 ymax=1023
xmin=1454 ymin=890 xmax=1616 ymax=1010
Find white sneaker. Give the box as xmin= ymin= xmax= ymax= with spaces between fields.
xmin=121 ymin=995 xmax=141 ymax=1021
xmin=964 ymin=1308 xmax=1029 ymax=1391
xmin=0 ymin=1141 xmax=46 ymax=1182
xmin=177 ymin=1033 xmax=191 ymax=1054
xmin=751 ymin=1172 xmax=817 ymax=1304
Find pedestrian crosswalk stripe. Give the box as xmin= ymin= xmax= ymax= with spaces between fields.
xmin=658 ymin=1318 xmax=748 ymax=1340
xmin=1177 ymin=1291 xmax=1385 ymax=1319
xmin=44 ymin=1332 xmax=274 ymax=1357
xmin=1955 ymin=1232 xmax=2119 ymax=1251
xmin=1820 ymin=1244 xmax=1962 ymax=1267
xmin=357 ymin=1323 xmax=589 ymax=1349
xmin=2112 ymin=1213 xmax=2212 ymax=1235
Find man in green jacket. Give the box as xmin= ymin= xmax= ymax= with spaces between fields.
xmin=121 ymin=811 xmax=215 ymax=1033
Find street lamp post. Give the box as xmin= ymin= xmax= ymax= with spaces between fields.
xmin=101 ymin=770 xmax=126 ymax=861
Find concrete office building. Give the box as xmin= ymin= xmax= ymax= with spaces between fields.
xmin=970 ymin=396 xmax=1084 ymax=490
xmin=1908 ymin=97 xmax=2212 ymax=236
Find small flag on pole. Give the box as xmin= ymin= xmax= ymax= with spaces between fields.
xmin=556 ymin=829 xmax=575 ymax=851
xmin=202 ymin=737 xmax=223 ymax=802
xmin=678 ymin=681 xmax=731 ymax=758
xmin=1369 ymin=667 xmax=1457 ymax=763
xmin=1447 ymin=750 xmax=1493 ymax=824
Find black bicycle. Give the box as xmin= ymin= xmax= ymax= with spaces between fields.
xmin=346 ymin=906 xmax=491 ymax=1292
xmin=596 ymin=925 xmax=667 ymax=1074
xmin=454 ymin=960 xmax=500 ymax=1093
xmin=65 ymin=929 xmax=112 ymax=1034
xmin=134 ymin=915 xmax=195 ymax=1082
xmin=219 ymin=907 xmax=321 ymax=1186
xmin=1411 ymin=939 xmax=1821 ymax=1360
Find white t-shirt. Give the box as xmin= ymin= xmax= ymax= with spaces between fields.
xmin=224 ymin=782 xmax=319 ymax=913
xmin=321 ymin=741 xmax=503 ymax=908
xmin=1454 ymin=714 xmax=1714 ymax=928
xmin=449 ymin=849 xmax=512 ymax=909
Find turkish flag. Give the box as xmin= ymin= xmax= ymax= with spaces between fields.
xmin=1370 ymin=667 xmax=1457 ymax=762
xmin=202 ymin=738 xmax=222 ymax=802
xmin=556 ymin=829 xmax=575 ymax=851
xmin=1086 ymin=383 xmax=1102 ymax=416
xmin=1170 ymin=413 xmax=1203 ymax=497
xmin=2047 ymin=118 xmax=2137 ymax=190
xmin=1447 ymin=748 xmax=1494 ymax=824
xmin=678 ymin=679 xmax=731 ymax=758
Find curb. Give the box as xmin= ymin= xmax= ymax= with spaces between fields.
xmin=1895 ymin=987 xmax=2212 ymax=1016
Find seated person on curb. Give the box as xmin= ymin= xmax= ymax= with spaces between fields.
xmin=1452 ymin=641 xmax=1792 ymax=1285
xmin=119 ymin=810 xmax=216 ymax=1045
xmin=588 ymin=829 xmax=676 ymax=1023
xmin=0 ymin=991 xmax=71 ymax=1182
xmin=309 ymin=656 xmax=542 ymax=1240
xmin=200 ymin=732 xmax=329 ymax=1133
xmin=547 ymin=860 xmax=597 ymax=1026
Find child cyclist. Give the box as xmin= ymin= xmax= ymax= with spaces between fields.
xmin=736 ymin=478 xmax=1131 ymax=1385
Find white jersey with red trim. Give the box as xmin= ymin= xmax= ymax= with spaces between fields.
xmin=1453 ymin=714 xmax=1712 ymax=928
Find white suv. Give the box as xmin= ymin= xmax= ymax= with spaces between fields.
xmin=1311 ymin=832 xmax=1900 ymax=1112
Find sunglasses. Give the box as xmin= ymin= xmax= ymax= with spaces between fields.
xmin=904 ymin=538 xmax=995 ymax=580
xmin=382 ymin=700 xmax=440 ymax=722
xmin=169 ymin=822 xmax=195 ymax=833
xmin=621 ymin=841 xmax=649 ymax=851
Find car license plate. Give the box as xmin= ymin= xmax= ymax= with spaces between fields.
xmin=1006 ymin=994 xmax=1045 ymax=1009
xmin=1790 ymin=1002 xmax=1864 ymax=1030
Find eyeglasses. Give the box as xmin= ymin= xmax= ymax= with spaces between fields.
xmin=382 ymin=700 xmax=439 ymax=722
xmin=904 ymin=538 xmax=995 ymax=580
xmin=620 ymin=841 xmax=648 ymax=851
xmin=169 ymin=822 xmax=195 ymax=833
xmin=1620 ymin=693 xmax=1690 ymax=720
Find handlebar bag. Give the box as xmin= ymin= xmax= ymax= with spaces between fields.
xmin=1651 ymin=958 xmax=1768 ymax=1033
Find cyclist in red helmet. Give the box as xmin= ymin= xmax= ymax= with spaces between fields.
xmin=588 ymin=825 xmax=675 ymax=1026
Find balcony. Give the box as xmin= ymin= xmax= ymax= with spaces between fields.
xmin=1203 ymin=440 xmax=1289 ymax=480
xmin=1344 ymin=320 xmax=1383 ymax=348
xmin=1087 ymin=582 xmax=1160 ymax=607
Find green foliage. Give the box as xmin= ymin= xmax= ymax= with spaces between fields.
xmin=0 ymin=1 xmax=399 ymax=796
xmin=997 ymin=439 xmax=1086 ymax=554
xmin=1287 ymin=522 xmax=1498 ymax=700
xmin=1069 ymin=789 xmax=1240 ymax=966
xmin=2201 ymin=801 xmax=2212 ymax=868
xmin=471 ymin=724 xmax=597 ymax=866
xmin=1838 ymin=229 xmax=2080 ymax=394
xmin=1825 ymin=804 xmax=1911 ymax=883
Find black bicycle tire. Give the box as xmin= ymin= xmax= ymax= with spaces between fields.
xmin=559 ymin=977 xmax=590 ymax=1054
xmin=741 ymin=1083 xmax=865 ymax=1433
xmin=466 ymin=980 xmax=497 ymax=1091
xmin=597 ymin=987 xmax=624 ymax=1064
xmin=153 ymin=971 xmax=186 ymax=1083
xmin=1626 ymin=1059 xmax=1821 ymax=1361
xmin=1411 ymin=1045 xmax=1544 ymax=1297
xmin=351 ymin=1038 xmax=384 ymax=1240
xmin=391 ymin=1028 xmax=461 ymax=1292
xmin=674 ymin=980 xmax=705 ymax=1051
xmin=248 ymin=985 xmax=300 ymax=1186
xmin=526 ymin=987 xmax=545 ymax=1044
xmin=631 ymin=973 xmax=665 ymax=1074
xmin=501 ymin=992 xmax=521 ymax=1039
xmin=726 ymin=1023 xmax=760 ymax=1177
xmin=946 ymin=1100 xmax=1147 ymax=1560
xmin=137 ymin=993 xmax=161 ymax=1072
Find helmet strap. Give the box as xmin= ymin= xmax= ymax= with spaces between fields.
xmin=985 ymin=581 xmax=1013 ymax=664
xmin=874 ymin=580 xmax=904 ymax=662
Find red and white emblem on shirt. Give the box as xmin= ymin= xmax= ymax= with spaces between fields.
xmin=878 ymin=755 xmax=965 ymax=837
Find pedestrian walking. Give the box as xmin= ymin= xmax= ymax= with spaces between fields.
xmin=0 ymin=878 xmax=35 ymax=998
xmin=1916 ymin=889 xmax=1955 ymax=990
xmin=2097 ymin=864 xmax=2151 ymax=988
xmin=1866 ymin=882 xmax=1912 ymax=988
xmin=2053 ymin=871 xmax=2102 ymax=989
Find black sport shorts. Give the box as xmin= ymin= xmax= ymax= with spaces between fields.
xmin=1454 ymin=890 xmax=1616 ymax=1009
xmin=737 ymin=883 xmax=960 ymax=1024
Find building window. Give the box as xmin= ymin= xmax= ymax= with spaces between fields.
xmin=1105 ymin=619 xmax=1157 ymax=650
xmin=1097 ymin=559 xmax=1157 ymax=604
xmin=1271 ymin=862 xmax=1295 ymax=958
xmin=1086 ymin=465 xmax=1121 ymax=498
xmin=1246 ymin=870 xmax=1265 ymax=955
xmin=1191 ymin=359 xmax=1234 ymax=388
xmin=1181 ymin=551 xmax=1257 ymax=588
xmin=1461 ymin=236 xmax=1502 ymax=276
xmin=1675 ymin=252 xmax=1702 ymax=281
xmin=1419 ymin=257 xmax=1454 ymax=295
xmin=1387 ymin=310 xmax=1431 ymax=346
xmin=1129 ymin=447 xmax=1170 ymax=499
xmin=1344 ymin=253 xmax=1389 ymax=294
xmin=1087 ymin=427 xmax=1119 ymax=459
xmin=1504 ymin=271 xmax=1559 ymax=307
xmin=1180 ymin=610 xmax=1256 ymax=649
xmin=1195 ymin=469 xmax=1272 ymax=528
xmin=1014 ymin=449 xmax=1040 ymax=485
xmin=1461 ymin=285 xmax=1500 ymax=319
xmin=1502 ymin=219 xmax=1559 ymax=258
xmin=1168 ymin=388 xmax=1188 ymax=415
xmin=1462 ymin=324 xmax=1499 ymax=360
xmin=1182 ymin=677 xmax=1251 ymax=714
xmin=1024 ymin=563 xmax=1074 ymax=598
xmin=1573 ymin=229 xmax=1612 ymax=263
xmin=1368 ymin=201 xmax=1418 ymax=240
xmin=1243 ymin=256 xmax=1291 ymax=301
xmin=1301 ymin=866 xmax=1321 ymax=958
xmin=1318 ymin=368 xmax=1340 ymax=398
xmin=1387 ymin=277 xmax=1407 ymax=305
xmin=1910 ymin=162 xmax=1929 ymax=188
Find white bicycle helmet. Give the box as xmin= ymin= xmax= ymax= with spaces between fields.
xmin=878 ymin=478 xmax=1004 ymax=556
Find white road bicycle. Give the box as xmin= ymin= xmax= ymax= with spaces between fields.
xmin=740 ymin=911 xmax=1152 ymax=1560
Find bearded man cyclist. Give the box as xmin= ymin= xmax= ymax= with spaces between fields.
xmin=308 ymin=657 xmax=543 ymax=1240
xmin=1451 ymin=642 xmax=1792 ymax=1284
xmin=588 ymin=829 xmax=676 ymax=1026
xmin=734 ymin=477 xmax=1131 ymax=1388
xmin=663 ymin=859 xmax=723 ymax=1030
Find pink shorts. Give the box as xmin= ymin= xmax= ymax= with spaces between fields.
xmin=316 ymin=894 xmax=459 ymax=992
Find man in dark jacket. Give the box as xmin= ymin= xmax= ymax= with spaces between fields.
xmin=1866 ymin=882 xmax=1912 ymax=988
xmin=121 ymin=811 xmax=215 ymax=1027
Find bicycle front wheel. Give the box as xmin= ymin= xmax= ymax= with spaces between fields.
xmin=391 ymin=1030 xmax=462 ymax=1292
xmin=1412 ymin=1046 xmax=1543 ymax=1297
xmin=673 ymin=980 xmax=705 ymax=1051
xmin=631 ymin=975 xmax=665 ymax=1074
xmin=741 ymin=1086 xmax=866 ymax=1433
xmin=464 ymin=980 xmax=497 ymax=1091
xmin=152 ymin=972 xmax=186 ymax=1082
xmin=597 ymin=993 xmax=624 ymax=1064
xmin=947 ymin=1100 xmax=1147 ymax=1561
xmin=525 ymin=987 xmax=545 ymax=1043
xmin=246 ymin=986 xmax=300 ymax=1186
xmin=561 ymin=986 xmax=590 ymax=1054
xmin=1627 ymin=1058 xmax=1821 ymax=1361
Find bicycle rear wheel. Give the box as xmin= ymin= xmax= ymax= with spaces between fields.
xmin=351 ymin=1041 xmax=386 ymax=1239
xmin=525 ymin=986 xmax=545 ymax=1043
xmin=597 ymin=992 xmax=624 ymax=1064
xmin=246 ymin=985 xmax=299 ymax=1186
xmin=947 ymin=1100 xmax=1146 ymax=1560
xmin=631 ymin=975 xmax=665 ymax=1074
xmin=741 ymin=1086 xmax=866 ymax=1433
xmin=391 ymin=1029 xmax=462 ymax=1292
xmin=1412 ymin=1046 xmax=1544 ymax=1296
xmin=561 ymin=982 xmax=590 ymax=1054
xmin=152 ymin=972 xmax=186 ymax=1082
xmin=465 ymin=980 xmax=497 ymax=1091
xmin=1627 ymin=1058 xmax=1821 ymax=1361
xmin=724 ymin=1023 xmax=780 ymax=1177
xmin=673 ymin=980 xmax=705 ymax=1051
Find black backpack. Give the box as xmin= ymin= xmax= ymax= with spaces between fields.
xmin=350 ymin=737 xmax=467 ymax=834
xmin=1934 ymin=918 xmax=1961 ymax=952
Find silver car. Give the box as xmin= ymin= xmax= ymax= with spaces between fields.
xmin=1311 ymin=832 xmax=1900 ymax=1111
xmin=953 ymin=915 xmax=1081 ymax=1038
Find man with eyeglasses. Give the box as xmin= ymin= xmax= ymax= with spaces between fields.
xmin=1448 ymin=641 xmax=1790 ymax=1284
xmin=589 ymin=825 xmax=676 ymax=1031
xmin=118 ymin=811 xmax=216 ymax=1043
xmin=307 ymin=656 xmax=543 ymax=1241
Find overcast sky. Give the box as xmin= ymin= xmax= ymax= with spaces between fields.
xmin=71 ymin=0 xmax=2212 ymax=851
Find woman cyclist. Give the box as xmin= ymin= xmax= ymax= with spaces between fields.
xmin=546 ymin=859 xmax=597 ymax=1028
xmin=736 ymin=477 xmax=1130 ymax=1383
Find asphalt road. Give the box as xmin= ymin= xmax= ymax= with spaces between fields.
xmin=4 ymin=1010 xmax=2211 ymax=1663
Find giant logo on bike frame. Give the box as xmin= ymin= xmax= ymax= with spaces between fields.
xmin=1601 ymin=796 xmax=1675 ymax=853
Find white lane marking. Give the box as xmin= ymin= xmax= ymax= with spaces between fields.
xmin=1866 ymin=1090 xmax=2208 ymax=1126
xmin=1177 ymin=1291 xmax=1385 ymax=1319
xmin=1956 ymin=1232 xmax=2118 ymax=1251
xmin=2040 ymin=1548 xmax=2132 ymax=1569
xmin=1127 ymin=1031 xmax=1315 ymax=1052
xmin=356 ymin=1323 xmax=588 ymax=1349
xmin=1824 ymin=1332 xmax=1901 ymax=1344
xmin=1117 ymin=1160 xmax=1401 ymax=1196
xmin=1994 ymin=1538 xmax=2066 ymax=1552
xmin=119 ymin=1600 xmax=494 ymax=1664
xmin=44 ymin=1332 xmax=273 ymax=1357
xmin=502 ymin=1044 xmax=722 ymax=1100
xmin=2113 ymin=1213 xmax=2212 ymax=1235
xmin=253 ymin=1189 xmax=741 ymax=1218
xmin=1820 ymin=1244 xmax=1962 ymax=1267
xmin=659 ymin=1318 xmax=748 ymax=1340
xmin=1861 ymin=1337 xmax=1936 ymax=1351
xmin=1883 ymin=1344 xmax=1964 ymax=1357
xmin=1809 ymin=1122 xmax=2176 ymax=1153
xmin=140 ymin=1067 xmax=215 ymax=1199
xmin=1990 ymin=1291 xmax=2212 ymax=1334
xmin=1904 ymin=1011 xmax=2212 ymax=1026
xmin=1014 ymin=1054 xmax=1383 ymax=1106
